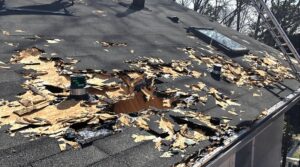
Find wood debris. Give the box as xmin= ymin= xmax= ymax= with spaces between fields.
xmin=253 ymin=90 xmax=262 ymax=97
xmin=172 ymin=134 xmax=187 ymax=149
xmin=160 ymin=151 xmax=174 ymax=158
xmin=209 ymin=87 xmax=240 ymax=109
xmin=47 ymin=39 xmax=61 ymax=44
xmin=13 ymin=101 xmax=49 ymax=116
xmin=135 ymin=116 xmax=150 ymax=130
xmin=190 ymin=82 xmax=206 ymax=91
xmin=158 ymin=117 xmax=175 ymax=137
xmin=118 ymin=114 xmax=131 ymax=126
xmin=184 ymin=48 xmax=295 ymax=87
xmin=0 ymin=46 xmax=285 ymax=161
xmin=98 ymin=41 xmax=127 ymax=47
xmin=2 ymin=30 xmax=10 ymax=36
xmin=127 ymin=57 xmax=194 ymax=79
xmin=228 ymin=109 xmax=238 ymax=116
xmin=132 ymin=134 xmax=156 ymax=142
xmin=98 ymin=113 xmax=117 ymax=121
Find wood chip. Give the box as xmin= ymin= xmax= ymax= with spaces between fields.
xmin=162 ymin=99 xmax=172 ymax=108
xmin=191 ymin=71 xmax=202 ymax=78
xmin=160 ymin=151 xmax=173 ymax=158
xmin=141 ymin=88 xmax=153 ymax=101
xmin=59 ymin=142 xmax=67 ymax=151
xmin=98 ymin=113 xmax=117 ymax=121
xmin=13 ymin=102 xmax=49 ymax=116
xmin=87 ymin=77 xmax=107 ymax=86
xmin=199 ymin=96 xmax=208 ymax=103
xmin=132 ymin=134 xmax=156 ymax=142
xmin=255 ymin=70 xmax=267 ymax=77
xmin=2 ymin=30 xmax=10 ymax=36
xmin=135 ymin=117 xmax=149 ymax=130
xmin=228 ymin=110 xmax=238 ymax=116
xmin=172 ymin=134 xmax=186 ymax=150
xmin=47 ymin=39 xmax=61 ymax=44
xmin=154 ymin=137 xmax=162 ymax=151
xmin=193 ymin=129 xmax=207 ymax=141
xmin=158 ymin=117 xmax=174 ymax=136
xmin=118 ymin=114 xmax=131 ymax=126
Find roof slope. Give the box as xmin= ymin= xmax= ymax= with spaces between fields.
xmin=0 ymin=0 xmax=299 ymax=166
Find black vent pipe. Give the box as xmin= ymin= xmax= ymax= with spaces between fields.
xmin=131 ymin=0 xmax=145 ymax=9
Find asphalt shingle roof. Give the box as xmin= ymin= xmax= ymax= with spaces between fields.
xmin=0 ymin=0 xmax=299 ymax=166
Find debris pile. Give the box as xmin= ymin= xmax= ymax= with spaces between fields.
xmin=127 ymin=57 xmax=198 ymax=79
xmin=0 ymin=45 xmax=296 ymax=165
xmin=0 ymin=48 xmax=133 ymax=150
xmin=184 ymin=48 xmax=295 ymax=87
xmin=1 ymin=48 xmax=231 ymax=154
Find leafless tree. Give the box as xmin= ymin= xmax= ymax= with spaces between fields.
xmin=176 ymin=0 xmax=300 ymax=47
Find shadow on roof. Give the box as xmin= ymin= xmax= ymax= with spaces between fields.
xmin=0 ymin=0 xmax=74 ymax=16
xmin=116 ymin=2 xmax=151 ymax=18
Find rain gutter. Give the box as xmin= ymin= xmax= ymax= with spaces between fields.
xmin=194 ymin=87 xmax=300 ymax=167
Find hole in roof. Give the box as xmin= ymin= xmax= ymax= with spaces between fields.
xmin=113 ymin=91 xmax=171 ymax=114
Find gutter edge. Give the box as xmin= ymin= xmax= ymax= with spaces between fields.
xmin=194 ymin=87 xmax=300 ymax=167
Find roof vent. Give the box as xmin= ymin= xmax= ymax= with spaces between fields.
xmin=131 ymin=0 xmax=145 ymax=10
xmin=168 ymin=16 xmax=180 ymax=23
xmin=70 ymin=74 xmax=88 ymax=99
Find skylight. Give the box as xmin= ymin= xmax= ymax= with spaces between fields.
xmin=189 ymin=27 xmax=249 ymax=54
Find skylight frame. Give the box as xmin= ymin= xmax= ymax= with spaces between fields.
xmin=189 ymin=27 xmax=249 ymax=55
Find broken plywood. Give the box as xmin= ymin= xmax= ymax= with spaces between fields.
xmin=0 ymin=46 xmax=287 ymax=160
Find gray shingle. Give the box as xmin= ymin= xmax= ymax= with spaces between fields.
xmin=0 ymin=137 xmax=60 ymax=167
xmin=0 ymin=132 xmax=31 ymax=150
xmin=93 ymin=127 xmax=150 ymax=155
xmin=88 ymin=156 xmax=129 ymax=167
xmin=112 ymin=142 xmax=180 ymax=167
xmin=31 ymin=145 xmax=108 ymax=167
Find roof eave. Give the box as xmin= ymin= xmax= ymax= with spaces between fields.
xmin=194 ymin=87 xmax=300 ymax=167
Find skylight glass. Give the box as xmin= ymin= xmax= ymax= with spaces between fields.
xmin=196 ymin=29 xmax=248 ymax=51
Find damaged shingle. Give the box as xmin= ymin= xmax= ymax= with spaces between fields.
xmin=0 ymin=43 xmax=297 ymax=164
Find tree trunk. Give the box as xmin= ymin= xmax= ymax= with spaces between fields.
xmin=236 ymin=0 xmax=242 ymax=32
xmin=254 ymin=14 xmax=261 ymax=39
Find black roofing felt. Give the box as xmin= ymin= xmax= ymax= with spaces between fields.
xmin=0 ymin=0 xmax=299 ymax=166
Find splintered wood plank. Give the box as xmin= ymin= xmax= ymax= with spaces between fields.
xmin=113 ymin=92 xmax=167 ymax=114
